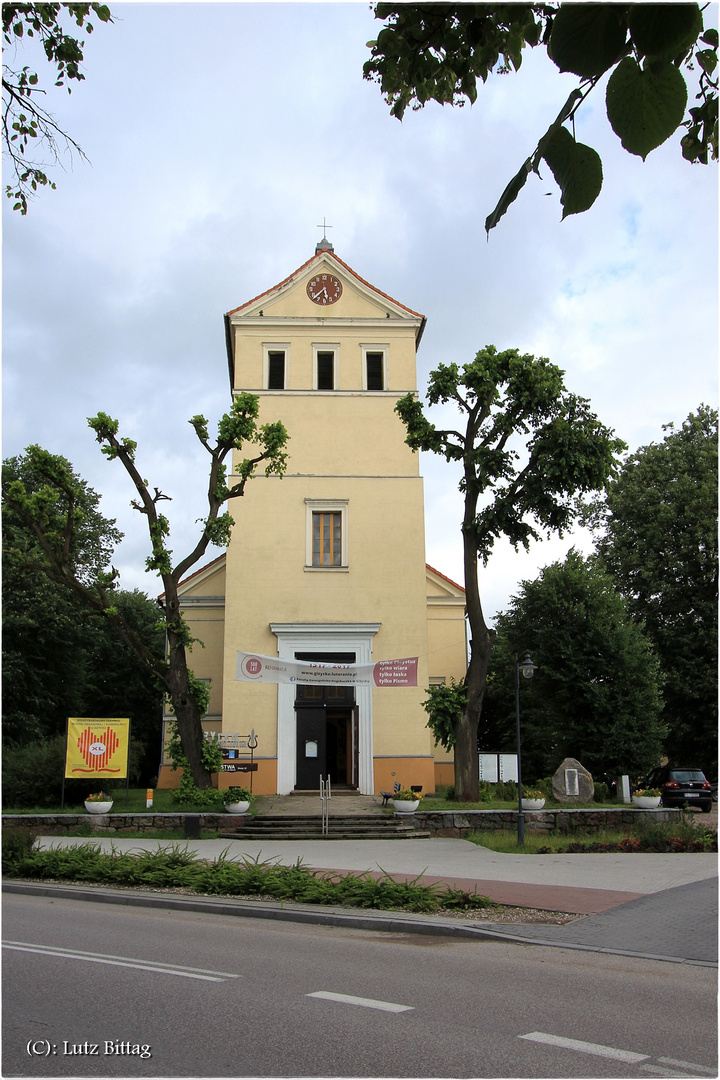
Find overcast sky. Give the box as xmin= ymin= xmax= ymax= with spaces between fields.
xmin=3 ymin=1 xmax=718 ymax=624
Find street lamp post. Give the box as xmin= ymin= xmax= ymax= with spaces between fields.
xmin=515 ymin=651 xmax=537 ymax=845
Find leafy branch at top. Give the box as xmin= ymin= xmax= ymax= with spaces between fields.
xmin=364 ymin=4 xmax=718 ymax=233
xmin=2 ymin=3 xmax=113 ymax=213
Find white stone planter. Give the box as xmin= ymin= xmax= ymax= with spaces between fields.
xmin=224 ymin=801 xmax=250 ymax=815
xmin=521 ymin=798 xmax=545 ymax=811
xmin=85 ymin=801 xmax=113 ymax=815
xmin=392 ymin=799 xmax=419 ymax=814
xmin=632 ymin=795 xmax=661 ymax=809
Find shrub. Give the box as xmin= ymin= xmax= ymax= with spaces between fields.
xmin=2 ymin=826 xmax=38 ymax=873
xmin=593 ymin=781 xmax=610 ymax=802
xmin=2 ymin=734 xmax=144 ymax=810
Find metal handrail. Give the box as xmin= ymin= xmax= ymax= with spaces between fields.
xmin=320 ymin=775 xmax=331 ymax=835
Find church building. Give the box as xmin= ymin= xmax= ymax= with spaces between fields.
xmin=158 ymin=239 xmax=467 ymax=795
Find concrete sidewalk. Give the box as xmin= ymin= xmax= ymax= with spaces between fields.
xmin=29 ymin=834 xmax=718 ymax=965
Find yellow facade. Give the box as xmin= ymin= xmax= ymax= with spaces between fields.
xmin=158 ymin=245 xmax=467 ymax=794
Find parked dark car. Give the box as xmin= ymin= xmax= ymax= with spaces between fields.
xmin=644 ymin=766 xmax=713 ymax=812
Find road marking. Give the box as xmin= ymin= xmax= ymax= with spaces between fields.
xmin=3 ymin=940 xmax=240 ymax=982
xmin=642 ymin=1067 xmax=708 ymax=1078
xmin=307 ymin=991 xmax=414 ymax=1013
xmin=520 ymin=1031 xmax=649 ymax=1064
xmin=656 ymin=1059 xmax=718 ymax=1076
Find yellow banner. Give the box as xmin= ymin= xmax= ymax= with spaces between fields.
xmin=65 ymin=718 xmax=130 ymax=778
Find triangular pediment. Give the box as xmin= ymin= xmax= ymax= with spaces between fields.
xmin=174 ymin=553 xmax=227 ymax=600
xmin=226 ymin=250 xmax=425 ymax=334
xmin=426 ymin=564 xmax=465 ymax=599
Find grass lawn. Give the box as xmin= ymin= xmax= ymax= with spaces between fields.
xmin=466 ymin=828 xmax=633 ymax=853
xmin=2 ymin=789 xmax=232 ymax=816
xmin=419 ymin=797 xmax=620 ymax=812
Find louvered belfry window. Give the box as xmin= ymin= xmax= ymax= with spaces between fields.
xmin=312 ymin=511 xmax=341 ymax=567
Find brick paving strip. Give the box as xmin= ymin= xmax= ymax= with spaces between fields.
xmin=307 ymin=868 xmax=643 ymax=914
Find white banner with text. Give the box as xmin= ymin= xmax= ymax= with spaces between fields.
xmin=236 ymin=651 xmax=418 ymax=687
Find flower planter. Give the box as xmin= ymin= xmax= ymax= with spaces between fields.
xmin=392 ymin=799 xmax=419 ymax=814
xmin=521 ymin=798 xmax=545 ymax=811
xmin=224 ymin=801 xmax=250 ymax=815
xmin=85 ymin=801 xmax=113 ymax=815
xmin=632 ymin=795 xmax=661 ymax=809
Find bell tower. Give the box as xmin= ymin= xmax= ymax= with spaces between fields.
xmin=220 ymin=247 xmax=434 ymax=795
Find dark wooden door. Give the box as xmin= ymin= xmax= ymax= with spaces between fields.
xmin=295 ymin=709 xmax=326 ymax=790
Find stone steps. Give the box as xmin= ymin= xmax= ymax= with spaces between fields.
xmin=217 ymin=814 xmax=430 ymax=841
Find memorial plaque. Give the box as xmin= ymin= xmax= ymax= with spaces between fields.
xmin=551 ymin=757 xmax=594 ymax=803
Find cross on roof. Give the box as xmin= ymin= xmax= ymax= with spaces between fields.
xmin=317 ymin=218 xmax=333 ymax=241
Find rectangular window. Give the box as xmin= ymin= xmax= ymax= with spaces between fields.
xmin=305 ymin=499 xmax=348 ymax=570
xmin=317 ymin=351 xmax=335 ymax=390
xmin=313 ymin=511 xmax=341 ymax=566
xmin=366 ymin=352 xmax=384 ymax=391
xmin=267 ymin=351 xmax=285 ymax=389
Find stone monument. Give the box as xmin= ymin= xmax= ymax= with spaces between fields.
xmin=552 ymin=757 xmax=594 ymax=803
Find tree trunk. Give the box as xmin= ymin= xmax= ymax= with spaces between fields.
xmin=454 ymin=471 xmax=495 ymax=802
xmin=165 ymin=591 xmax=212 ymax=789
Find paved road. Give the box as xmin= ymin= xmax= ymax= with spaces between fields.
xmin=27 ymin=834 xmax=718 ymax=964
xmin=3 ymin=892 xmax=717 ymax=1079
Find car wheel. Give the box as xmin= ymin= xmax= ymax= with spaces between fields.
xmin=701 ymin=803 xmax=712 ymax=813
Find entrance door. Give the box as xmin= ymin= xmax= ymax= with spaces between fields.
xmin=294 ymin=653 xmax=356 ymax=790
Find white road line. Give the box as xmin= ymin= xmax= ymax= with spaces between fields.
xmin=3 ymin=941 xmax=239 ymax=982
xmin=307 ymin=991 xmax=414 ymax=1013
xmin=642 ymin=1067 xmax=707 ymax=1078
xmin=656 ymin=1059 xmax=717 ymax=1076
xmin=520 ymin=1031 xmax=650 ymax=1064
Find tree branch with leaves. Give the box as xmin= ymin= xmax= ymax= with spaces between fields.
xmin=2 ymin=3 xmax=113 ymax=213
xmin=4 ymin=396 xmax=289 ymax=788
xmin=364 ymin=3 xmax=718 ymax=234
xmin=396 ymin=345 xmax=625 ymax=800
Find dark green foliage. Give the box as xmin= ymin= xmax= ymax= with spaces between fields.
xmin=592 ymin=407 xmax=718 ymax=774
xmin=1 ymin=733 xmax=144 ymax=809
xmin=397 ymin=345 xmax=623 ymax=802
xmin=2 ymin=845 xmax=495 ymax=913
xmin=3 ymin=452 xmax=165 ymax=778
xmin=484 ymin=550 xmax=666 ymax=780
xmin=423 ymin=678 xmax=466 ymax=750
xmin=1 ymin=826 xmax=37 ymax=873
xmin=4 ymin=399 xmax=289 ymax=791
xmin=364 ymin=4 xmax=717 ymax=233
xmin=593 ymin=780 xmax=610 ymax=803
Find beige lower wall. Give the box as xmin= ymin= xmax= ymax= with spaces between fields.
xmin=434 ymin=762 xmax=455 ymax=788
xmin=373 ymin=756 xmax=435 ymax=795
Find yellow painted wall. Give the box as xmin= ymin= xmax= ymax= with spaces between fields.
xmin=161 ymin=251 xmax=468 ymax=796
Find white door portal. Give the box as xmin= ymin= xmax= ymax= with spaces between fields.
xmin=270 ymin=623 xmax=380 ymax=794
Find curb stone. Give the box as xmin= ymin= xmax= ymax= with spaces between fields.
xmin=3 ymin=880 xmax=716 ymax=968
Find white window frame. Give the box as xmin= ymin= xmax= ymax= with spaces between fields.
xmin=312 ymin=343 xmax=339 ymax=390
xmin=263 ymin=343 xmax=290 ymax=390
xmin=305 ymin=498 xmax=348 ymax=570
xmin=361 ymin=345 xmax=388 ymax=391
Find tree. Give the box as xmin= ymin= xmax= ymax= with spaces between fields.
xmin=591 ymin=406 xmax=718 ymax=774
xmin=364 ymin=4 xmax=718 ymax=234
xmin=2 ymin=3 xmax=112 ymax=213
xmin=483 ymin=550 xmax=666 ymax=781
xmin=3 ymin=395 xmax=289 ymax=788
xmin=396 ymin=344 xmax=624 ymax=801
xmin=3 ymin=451 xmax=165 ymax=779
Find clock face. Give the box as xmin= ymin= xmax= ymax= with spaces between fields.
xmin=307 ymin=274 xmax=343 ymax=306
